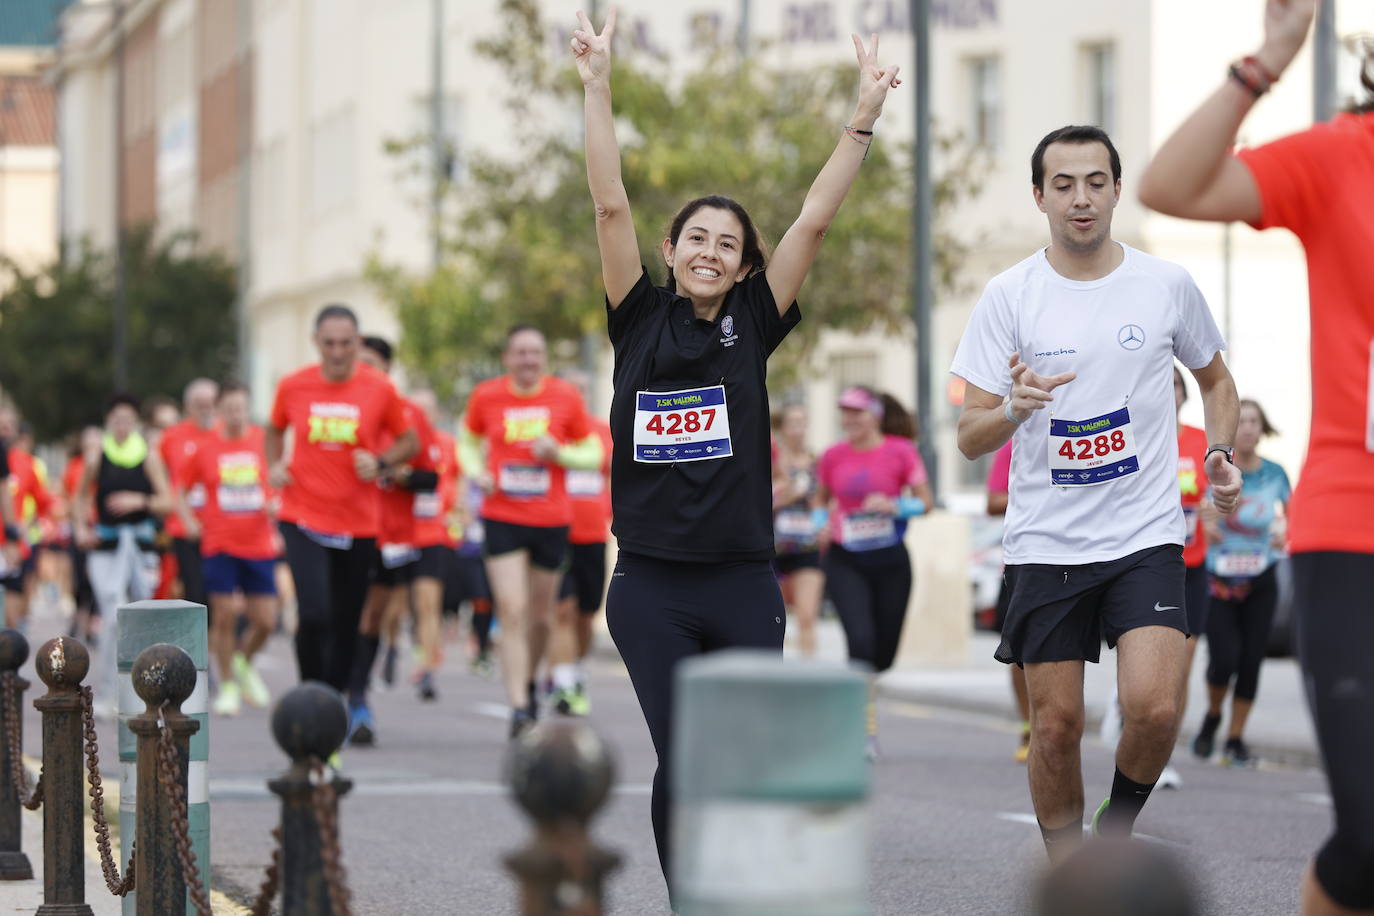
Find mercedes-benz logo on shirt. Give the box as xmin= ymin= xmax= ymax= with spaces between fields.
xmin=1117 ymin=324 xmax=1145 ymax=350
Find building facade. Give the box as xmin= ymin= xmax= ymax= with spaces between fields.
xmin=50 ymin=0 xmax=1374 ymax=493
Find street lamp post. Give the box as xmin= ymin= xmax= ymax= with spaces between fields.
xmin=910 ymin=0 xmax=936 ymax=499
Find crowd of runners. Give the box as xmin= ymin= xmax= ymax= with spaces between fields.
xmin=0 ymin=0 xmax=1368 ymax=911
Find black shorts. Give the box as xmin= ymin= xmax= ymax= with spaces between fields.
xmin=1 ymin=549 xmax=36 ymax=593
xmin=560 ymin=542 xmax=607 ymax=613
xmin=993 ymin=570 xmax=1013 ymax=633
xmin=773 ymin=551 xmax=822 ymax=576
xmin=997 ymin=544 xmax=1187 ymax=666
xmin=372 ymin=545 xmax=418 ymax=587
xmin=482 ymin=518 xmax=568 ymax=571
xmin=413 ymin=544 xmax=446 ymax=581
xmin=1184 ymin=562 xmax=1210 ymax=636
xmin=449 ymin=553 xmax=491 ymax=605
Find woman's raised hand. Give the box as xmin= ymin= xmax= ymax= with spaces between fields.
xmin=851 ymin=33 xmax=901 ymax=120
xmin=571 ymin=9 xmax=616 ymax=87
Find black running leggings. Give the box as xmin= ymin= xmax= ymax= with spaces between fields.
xmin=605 ymin=551 xmax=785 ymax=880
xmin=279 ymin=522 xmax=376 ymax=692
xmin=1204 ymin=564 xmax=1277 ymax=702
xmin=823 ymin=543 xmax=913 ymax=673
xmin=1294 ymin=551 xmax=1374 ymax=909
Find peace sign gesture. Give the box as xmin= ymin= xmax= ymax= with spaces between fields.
xmin=851 ymin=33 xmax=902 ymax=121
xmin=571 ymin=8 xmax=616 ymax=88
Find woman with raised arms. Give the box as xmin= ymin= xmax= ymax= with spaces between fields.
xmin=572 ymin=6 xmax=902 ymax=887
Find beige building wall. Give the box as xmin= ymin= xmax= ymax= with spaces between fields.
xmin=0 ymin=48 xmax=58 ymax=280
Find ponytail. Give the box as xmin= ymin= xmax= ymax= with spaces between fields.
xmin=878 ymin=393 xmax=918 ymax=441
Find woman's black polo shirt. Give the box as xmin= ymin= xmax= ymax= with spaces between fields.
xmin=607 ymin=269 xmax=800 ymax=564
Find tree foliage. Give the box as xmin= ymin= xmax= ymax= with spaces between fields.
xmin=0 ymin=226 xmax=238 ymax=441
xmin=370 ymin=0 xmax=982 ymax=400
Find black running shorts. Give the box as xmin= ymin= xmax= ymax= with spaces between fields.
xmin=559 ymin=541 xmax=607 ymax=613
xmin=997 ymin=544 xmax=1187 ymax=666
xmin=482 ymin=518 xmax=569 ymax=572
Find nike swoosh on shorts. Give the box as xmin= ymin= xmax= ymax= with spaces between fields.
xmin=1154 ymin=602 xmax=1179 ymax=612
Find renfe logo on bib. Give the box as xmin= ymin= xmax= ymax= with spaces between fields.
xmin=633 ymin=385 xmax=732 ymax=463
xmin=1048 ymin=406 xmax=1139 ymax=486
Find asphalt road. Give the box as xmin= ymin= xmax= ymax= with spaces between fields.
xmin=13 ymin=621 xmax=1334 ymax=915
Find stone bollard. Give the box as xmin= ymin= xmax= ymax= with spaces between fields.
xmin=267 ymin=681 xmax=352 ymax=916
xmin=0 ymin=627 xmax=33 ymax=881
xmin=504 ymin=721 xmax=620 ymax=916
xmin=126 ymin=644 xmax=202 ymax=916
xmin=33 ymin=636 xmax=95 ymax=915
xmin=116 ymin=599 xmax=209 ymax=915
xmin=672 ymin=651 xmax=871 ymax=916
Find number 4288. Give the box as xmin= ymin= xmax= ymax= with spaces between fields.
xmin=645 ymin=409 xmax=717 ymax=436
xmin=1058 ymin=430 xmax=1126 ymax=460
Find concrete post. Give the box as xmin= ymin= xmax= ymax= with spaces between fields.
xmin=672 ymin=651 xmax=870 ymax=915
xmin=116 ymin=600 xmax=209 ymax=914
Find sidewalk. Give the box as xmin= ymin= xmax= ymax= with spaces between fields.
xmin=5 ymin=796 xmax=123 ymax=915
xmin=875 ymin=627 xmax=1321 ymax=769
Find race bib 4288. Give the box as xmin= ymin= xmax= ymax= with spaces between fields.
xmin=1048 ymin=407 xmax=1140 ymax=487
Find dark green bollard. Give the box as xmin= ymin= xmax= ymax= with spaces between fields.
xmin=268 ymin=681 xmax=352 ymax=916
xmin=0 ymin=627 xmax=33 ymax=881
xmin=33 ymin=636 xmax=95 ymax=915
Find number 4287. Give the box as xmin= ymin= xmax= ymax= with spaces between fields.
xmin=1058 ymin=430 xmax=1126 ymax=460
xmin=645 ymin=409 xmax=717 ymax=436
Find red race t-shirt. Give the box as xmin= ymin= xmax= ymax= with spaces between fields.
xmin=377 ymin=399 xmax=437 ymax=548
xmin=269 ymin=363 xmax=410 ymax=539
xmin=186 ymin=427 xmax=277 ymax=560
xmin=1177 ymin=424 xmax=1208 ymax=568
xmin=1238 ymin=112 xmax=1374 ymax=554
xmin=568 ymin=419 xmax=613 ymax=545
xmin=160 ymin=420 xmax=221 ymax=539
xmin=464 ymin=376 xmax=592 ymax=529
xmin=414 ymin=429 xmax=458 ymax=549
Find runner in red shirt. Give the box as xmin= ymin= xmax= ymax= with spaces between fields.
xmin=1140 ymin=6 xmax=1374 ymax=910
xmin=178 ymin=383 xmax=278 ymax=717
xmin=550 ymin=370 xmax=613 ymax=717
xmin=407 ymin=388 xmax=456 ymax=695
xmin=344 ymin=337 xmax=441 ymax=746
xmin=59 ymin=426 xmax=101 ymax=643
xmin=458 ymin=326 xmax=602 ymax=737
xmin=161 ymin=379 xmax=220 ymax=612
xmin=0 ymin=407 xmax=55 ymax=628
xmin=266 ymin=304 xmax=418 ymax=693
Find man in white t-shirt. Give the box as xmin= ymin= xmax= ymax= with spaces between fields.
xmin=950 ymin=125 xmax=1242 ymax=859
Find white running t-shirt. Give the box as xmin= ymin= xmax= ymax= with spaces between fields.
xmin=950 ymin=244 xmax=1226 ymax=565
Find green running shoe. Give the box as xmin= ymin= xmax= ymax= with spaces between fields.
xmin=1091 ymin=797 xmax=1111 ymax=837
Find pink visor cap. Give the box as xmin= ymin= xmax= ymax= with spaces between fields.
xmin=837 ymin=387 xmax=883 ymax=416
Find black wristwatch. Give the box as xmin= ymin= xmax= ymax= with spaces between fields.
xmin=1205 ymin=445 xmax=1235 ymax=465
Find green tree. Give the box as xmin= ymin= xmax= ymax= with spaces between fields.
xmin=0 ymin=227 xmax=238 ymax=441
xmin=369 ymin=0 xmax=981 ymax=400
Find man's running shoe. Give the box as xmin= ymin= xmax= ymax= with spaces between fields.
xmin=1014 ymin=724 xmax=1031 ymax=764
xmin=347 ymin=704 xmax=376 ymax=747
xmin=234 ymin=653 xmax=271 ymax=709
xmin=1157 ymin=764 xmax=1182 ymax=790
xmin=552 ymin=684 xmax=591 ymax=717
xmin=510 ymin=708 xmax=536 ymax=740
xmin=212 ymin=681 xmax=242 ymax=717
xmin=1091 ymin=797 xmax=1111 ymax=837
xmin=1222 ymin=737 xmax=1255 ymax=768
xmin=469 ymin=650 xmax=494 ymax=678
xmin=1192 ymin=712 xmax=1221 ymax=759
xmin=382 ymin=645 xmax=399 ymax=687
xmin=416 ymin=671 xmax=437 ymax=702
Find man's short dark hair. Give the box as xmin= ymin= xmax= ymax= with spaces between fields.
xmin=361 ymin=335 xmax=393 ymax=365
xmin=1031 ymin=126 xmax=1122 ymax=189
xmin=106 ymin=392 xmax=142 ymax=416
xmin=504 ymin=324 xmax=543 ymax=350
xmin=218 ymin=381 xmax=250 ymax=401
xmin=314 ymin=303 xmax=359 ymax=330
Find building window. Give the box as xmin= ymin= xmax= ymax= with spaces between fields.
xmin=967 ymin=56 xmax=1001 ymax=152
xmin=1083 ymin=43 xmax=1116 ymax=135
xmin=829 ymin=352 xmax=878 ymax=391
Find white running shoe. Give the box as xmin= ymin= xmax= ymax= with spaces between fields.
xmin=1157 ymin=764 xmax=1183 ymax=790
xmin=212 ymin=682 xmax=243 ymax=717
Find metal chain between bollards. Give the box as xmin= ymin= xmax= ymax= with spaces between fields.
xmin=1 ymin=672 xmax=42 ymax=810
xmin=247 ymin=825 xmax=283 ymax=916
xmin=80 ymin=685 xmax=135 ymax=896
xmin=311 ymin=759 xmax=352 ymax=916
xmin=153 ymin=701 xmax=213 ymax=916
